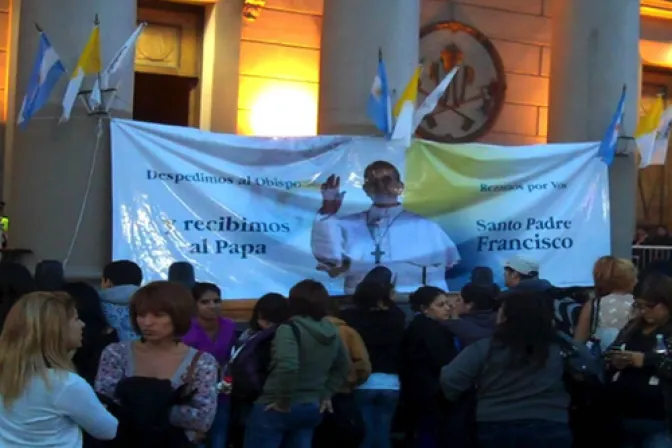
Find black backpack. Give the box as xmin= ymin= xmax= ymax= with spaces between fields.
xmin=227 ymin=322 xmax=301 ymax=402
xmin=544 ymin=287 xmax=586 ymax=338
xmin=555 ymin=330 xmax=605 ymax=384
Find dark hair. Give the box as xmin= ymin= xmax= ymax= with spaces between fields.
xmin=0 ymin=262 xmax=36 ymax=331
xmin=249 ymin=293 xmax=289 ymax=331
xmin=640 ymin=273 xmax=672 ymax=310
xmin=103 ymin=260 xmax=142 ymax=287
xmin=504 ymin=266 xmax=536 ymax=280
xmin=34 ymin=260 xmax=64 ymax=291
xmin=130 ymin=281 xmax=195 ymax=337
xmin=409 ymin=286 xmax=445 ymax=313
xmin=353 ymin=266 xmax=395 ymax=310
xmin=471 ymin=266 xmax=494 ymax=285
xmin=353 ymin=281 xmax=394 ymax=310
xmin=288 ymin=280 xmax=329 ymax=320
xmin=192 ymin=282 xmax=221 ymax=301
xmin=460 ymin=283 xmax=496 ymax=311
xmin=0 ymin=262 xmax=34 ymax=300
xmin=618 ymin=274 xmax=672 ymax=341
xmin=362 ymin=266 xmax=394 ymax=285
xmin=63 ymin=282 xmax=114 ymax=378
xmin=64 ymin=282 xmax=109 ymax=336
xmin=168 ymin=262 xmax=195 ymax=289
xmin=492 ymin=292 xmax=555 ymax=369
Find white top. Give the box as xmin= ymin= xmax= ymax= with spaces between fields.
xmin=595 ymin=292 xmax=635 ymax=350
xmin=311 ymin=204 xmax=460 ymax=293
xmin=0 ymin=370 xmax=117 ymax=447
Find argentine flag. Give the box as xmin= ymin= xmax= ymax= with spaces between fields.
xmin=18 ymin=30 xmax=66 ymax=127
xmin=367 ymin=49 xmax=392 ymax=136
xmin=597 ymin=85 xmax=626 ymax=166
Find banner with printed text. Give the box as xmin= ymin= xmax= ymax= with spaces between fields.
xmin=110 ymin=119 xmax=610 ymax=298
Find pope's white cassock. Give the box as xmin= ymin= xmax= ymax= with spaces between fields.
xmin=311 ymin=203 xmax=461 ymax=294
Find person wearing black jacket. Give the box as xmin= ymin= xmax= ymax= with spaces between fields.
xmin=606 ymin=273 xmax=672 ymax=447
xmin=65 ymin=282 xmax=119 ymax=385
xmin=64 ymin=282 xmax=120 ymax=448
xmin=400 ymin=286 xmax=457 ymax=448
xmin=341 ymin=267 xmax=406 ymax=448
xmin=445 ymin=282 xmax=497 ymax=348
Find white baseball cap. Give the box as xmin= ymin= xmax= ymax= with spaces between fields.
xmin=504 ymin=255 xmax=539 ymax=276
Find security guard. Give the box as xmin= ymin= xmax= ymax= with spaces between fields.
xmin=0 ymin=201 xmax=8 ymax=248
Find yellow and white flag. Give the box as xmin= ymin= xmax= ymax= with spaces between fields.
xmin=89 ymin=22 xmax=147 ymax=108
xmin=61 ymin=20 xmax=101 ymax=121
xmin=412 ymin=66 xmax=459 ymax=132
xmin=393 ymin=65 xmax=422 ymax=119
xmin=636 ymin=96 xmax=672 ymax=168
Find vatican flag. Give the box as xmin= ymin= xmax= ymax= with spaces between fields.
xmin=413 ymin=66 xmax=459 ymax=133
xmin=393 ymin=65 xmax=422 ymax=118
xmin=636 ymin=95 xmax=672 ymax=168
xmin=61 ymin=19 xmax=101 ymax=121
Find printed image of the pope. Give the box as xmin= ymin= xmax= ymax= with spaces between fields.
xmin=311 ymin=160 xmax=460 ymax=294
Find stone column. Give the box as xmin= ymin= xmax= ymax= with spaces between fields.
xmin=318 ymin=0 xmax=419 ymax=135
xmin=548 ymin=0 xmax=640 ymax=258
xmin=200 ymin=0 xmax=242 ymax=134
xmin=3 ymin=0 xmax=137 ymax=278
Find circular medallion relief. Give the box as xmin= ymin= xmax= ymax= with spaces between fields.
xmin=417 ymin=21 xmax=507 ymax=143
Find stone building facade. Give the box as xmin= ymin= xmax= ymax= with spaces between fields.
xmin=0 ymin=0 xmax=666 ymax=279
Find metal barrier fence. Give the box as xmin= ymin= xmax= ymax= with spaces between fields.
xmin=632 ymin=245 xmax=672 ymax=271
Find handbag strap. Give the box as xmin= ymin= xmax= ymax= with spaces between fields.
xmin=184 ymin=350 xmax=204 ymax=387
xmin=589 ymin=298 xmax=601 ymax=337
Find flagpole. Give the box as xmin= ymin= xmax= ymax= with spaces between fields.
xmin=621 ymin=83 xmax=627 ymax=134
xmin=34 ymin=22 xmax=42 ymax=33
xmin=93 ymin=14 xmax=104 ymax=114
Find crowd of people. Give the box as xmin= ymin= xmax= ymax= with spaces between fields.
xmin=634 ymin=225 xmax=672 ymax=246
xmin=0 ymin=254 xmax=670 ymax=448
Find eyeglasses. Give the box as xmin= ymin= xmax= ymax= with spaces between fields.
xmin=634 ymin=301 xmax=660 ymax=310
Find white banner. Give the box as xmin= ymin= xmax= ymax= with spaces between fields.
xmin=110 ymin=119 xmax=610 ymax=297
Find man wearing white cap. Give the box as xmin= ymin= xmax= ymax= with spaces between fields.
xmin=503 ymin=255 xmax=551 ymax=292
xmin=502 ymin=254 xmax=582 ymax=337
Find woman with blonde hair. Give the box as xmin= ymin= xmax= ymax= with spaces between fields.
xmin=574 ymin=256 xmax=638 ymax=350
xmin=0 ymin=291 xmax=117 ymax=447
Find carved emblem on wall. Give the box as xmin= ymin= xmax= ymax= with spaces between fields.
xmin=417 ymin=21 xmax=506 ymax=143
xmin=135 ymin=23 xmax=181 ymax=70
xmin=243 ymin=0 xmax=266 ymax=22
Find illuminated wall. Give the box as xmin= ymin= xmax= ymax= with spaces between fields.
xmin=641 ymin=14 xmax=672 ymax=68
xmin=0 ymin=0 xmax=9 ymax=121
xmin=237 ymin=0 xmax=322 ymax=137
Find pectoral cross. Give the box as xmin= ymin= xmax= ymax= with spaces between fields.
xmin=371 ymin=244 xmax=385 ymax=264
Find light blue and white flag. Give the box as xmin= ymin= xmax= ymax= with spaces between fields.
xmin=18 ymin=29 xmax=66 ymax=127
xmin=597 ymin=85 xmax=626 ymax=166
xmin=366 ymin=49 xmax=392 ymax=136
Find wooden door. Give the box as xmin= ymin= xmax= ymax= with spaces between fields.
xmin=135 ymin=0 xmax=204 ymax=127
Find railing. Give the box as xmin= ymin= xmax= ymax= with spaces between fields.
xmin=632 ymin=245 xmax=672 ymax=271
